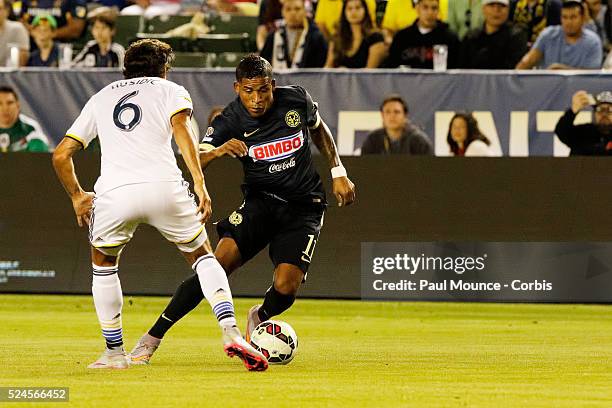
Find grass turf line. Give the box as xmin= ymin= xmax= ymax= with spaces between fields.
xmin=0 ymin=295 xmax=611 ymax=407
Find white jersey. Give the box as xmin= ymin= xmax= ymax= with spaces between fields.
xmin=66 ymin=77 xmax=193 ymax=195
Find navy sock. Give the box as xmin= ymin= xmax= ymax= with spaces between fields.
xmin=258 ymin=285 xmax=296 ymax=321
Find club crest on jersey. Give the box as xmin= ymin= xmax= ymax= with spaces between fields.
xmin=285 ymin=110 xmax=301 ymax=128
xmin=229 ymin=211 xmax=243 ymax=225
xmin=249 ymin=131 xmax=303 ymax=162
xmin=205 ymin=126 xmax=214 ymax=137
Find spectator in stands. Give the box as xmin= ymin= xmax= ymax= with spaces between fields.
xmin=361 ymin=94 xmax=433 ymax=155
xmin=87 ymin=5 xmax=121 ymax=20
xmin=516 ymin=0 xmax=602 ymax=69
xmin=605 ymin=0 xmax=612 ymax=43
xmin=509 ymin=0 xmax=562 ymax=46
xmin=324 ymin=0 xmax=386 ymax=68
xmin=16 ymin=0 xmax=87 ymax=41
xmin=382 ymin=0 xmax=449 ymax=39
xmin=27 ymin=15 xmax=60 ymax=67
xmin=584 ymin=0 xmax=610 ymax=50
xmin=180 ymin=0 xmax=205 ymax=14
xmin=261 ymin=0 xmax=327 ymax=68
xmin=0 ymin=86 xmax=50 ymax=152
xmin=460 ymin=0 xmax=528 ymax=69
xmin=385 ymin=0 xmax=460 ymax=68
xmin=163 ymin=11 xmax=211 ymax=38
xmin=314 ymin=0 xmax=376 ymax=40
xmin=555 ymin=90 xmax=612 ymax=155
xmin=205 ymin=0 xmax=259 ymax=16
xmin=0 ymin=0 xmax=29 ymax=66
xmin=72 ymin=15 xmax=125 ymax=67
xmin=89 ymin=0 xmax=128 ymax=10
xmin=121 ymin=0 xmax=181 ymax=18
xmin=257 ymin=0 xmax=283 ymax=50
xmin=605 ymin=48 xmax=612 ymax=68
xmin=447 ymin=112 xmax=493 ymax=156
xmin=448 ymin=0 xmax=484 ymax=39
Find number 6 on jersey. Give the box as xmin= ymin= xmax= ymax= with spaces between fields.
xmin=113 ymin=91 xmax=142 ymax=132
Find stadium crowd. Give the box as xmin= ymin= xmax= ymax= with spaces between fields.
xmin=0 ymin=0 xmax=611 ymax=69
xmin=1 ymin=0 xmax=610 ymax=155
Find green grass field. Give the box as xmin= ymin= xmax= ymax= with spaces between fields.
xmin=1 ymin=295 xmax=611 ymax=407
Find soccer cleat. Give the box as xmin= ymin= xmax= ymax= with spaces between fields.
xmin=223 ymin=326 xmax=268 ymax=371
xmin=128 ymin=336 xmax=160 ymax=365
xmin=87 ymin=348 xmax=130 ymax=369
xmin=245 ymin=304 xmax=262 ymax=343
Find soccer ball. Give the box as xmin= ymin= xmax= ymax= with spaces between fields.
xmin=250 ymin=320 xmax=298 ymax=365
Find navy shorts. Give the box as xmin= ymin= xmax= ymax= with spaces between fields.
xmin=216 ymin=194 xmax=325 ymax=274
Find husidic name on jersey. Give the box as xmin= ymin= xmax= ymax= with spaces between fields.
xmin=249 ymin=131 xmax=303 ymax=162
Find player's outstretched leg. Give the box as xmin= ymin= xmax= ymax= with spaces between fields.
xmin=88 ymin=262 xmax=129 ymax=369
xmin=131 ymin=246 xmax=267 ymax=370
xmin=129 ymin=274 xmax=204 ymax=365
xmin=192 ymin=253 xmax=267 ymax=371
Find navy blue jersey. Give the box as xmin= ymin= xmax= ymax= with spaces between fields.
xmin=202 ymin=85 xmax=325 ymax=203
xmin=19 ymin=0 xmax=87 ymax=27
xmin=26 ymin=43 xmax=60 ymax=67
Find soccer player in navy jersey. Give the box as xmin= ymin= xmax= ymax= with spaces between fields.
xmin=130 ymin=54 xmax=356 ymax=363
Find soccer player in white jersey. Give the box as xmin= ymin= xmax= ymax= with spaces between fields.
xmin=51 ymin=39 xmax=268 ymax=371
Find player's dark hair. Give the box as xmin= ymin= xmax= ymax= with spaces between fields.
xmin=561 ymin=0 xmax=584 ymax=15
xmin=0 ymin=85 xmax=18 ymax=100
xmin=380 ymin=94 xmax=408 ymax=114
xmin=92 ymin=15 xmax=116 ymax=30
xmin=123 ymin=39 xmax=174 ymax=79
xmin=235 ymin=54 xmax=273 ymax=81
xmin=446 ymin=112 xmax=490 ymax=156
xmin=333 ymin=0 xmax=375 ymax=66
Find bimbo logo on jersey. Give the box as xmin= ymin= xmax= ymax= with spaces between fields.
xmin=249 ymin=131 xmax=304 ymax=162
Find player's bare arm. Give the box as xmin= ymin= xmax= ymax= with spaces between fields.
xmin=52 ymin=137 xmax=94 ymax=227
xmin=310 ymin=119 xmax=356 ymax=207
xmin=172 ymin=110 xmax=211 ymax=223
xmin=199 ymin=139 xmax=247 ymax=169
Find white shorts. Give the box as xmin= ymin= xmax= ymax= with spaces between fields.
xmin=89 ymin=181 xmax=207 ymax=256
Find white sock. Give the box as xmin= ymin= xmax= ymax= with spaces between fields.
xmin=192 ymin=254 xmax=237 ymax=329
xmin=92 ymin=265 xmax=124 ymax=350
